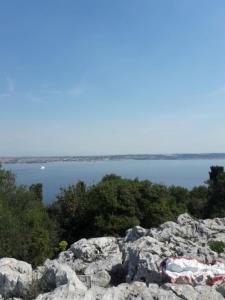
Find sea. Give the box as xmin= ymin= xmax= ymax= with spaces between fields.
xmin=3 ymin=159 xmax=225 ymax=203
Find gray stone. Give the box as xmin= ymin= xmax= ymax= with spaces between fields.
xmin=216 ymin=283 xmax=225 ymax=297
xmin=125 ymin=226 xmax=148 ymax=242
xmin=161 ymin=283 xmax=198 ymax=300
xmin=0 ymin=258 xmax=32 ymax=299
xmin=35 ymin=283 xmax=85 ymax=300
xmin=101 ymin=282 xmax=156 ymax=300
xmin=2 ymin=214 xmax=225 ymax=299
xmin=65 ymin=236 xmax=123 ymax=288
xmin=124 ymin=236 xmax=166 ymax=284
xmin=40 ymin=259 xmax=87 ymax=291
xmin=195 ymin=285 xmax=224 ymax=300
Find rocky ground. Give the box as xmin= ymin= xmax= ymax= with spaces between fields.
xmin=1 ymin=213 xmax=225 ymax=299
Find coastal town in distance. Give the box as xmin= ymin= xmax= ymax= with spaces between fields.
xmin=1 ymin=153 xmax=225 ymax=164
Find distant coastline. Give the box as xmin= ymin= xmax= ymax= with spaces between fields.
xmin=1 ymin=153 xmax=225 ymax=164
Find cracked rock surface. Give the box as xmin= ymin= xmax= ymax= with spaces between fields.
xmin=1 ymin=214 xmax=225 ymax=299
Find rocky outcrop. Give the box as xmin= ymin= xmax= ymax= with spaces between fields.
xmin=0 ymin=258 xmax=32 ymax=299
xmin=1 ymin=213 xmax=225 ymax=299
xmin=65 ymin=237 xmax=123 ymax=287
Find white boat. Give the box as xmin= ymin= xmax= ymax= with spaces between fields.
xmin=40 ymin=166 xmax=45 ymax=170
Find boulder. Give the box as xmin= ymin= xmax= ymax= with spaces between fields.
xmin=0 ymin=258 xmax=32 ymax=299
xmin=125 ymin=226 xmax=148 ymax=242
xmin=59 ymin=237 xmax=123 ymax=287
xmin=38 ymin=259 xmax=87 ymax=291
xmin=124 ymin=236 xmax=166 ymax=284
xmin=35 ymin=260 xmax=87 ymax=300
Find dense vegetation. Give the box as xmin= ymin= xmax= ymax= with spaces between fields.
xmin=1 ymin=164 xmax=225 ymax=266
xmin=208 ymin=240 xmax=225 ymax=254
xmin=0 ymin=165 xmax=57 ymax=266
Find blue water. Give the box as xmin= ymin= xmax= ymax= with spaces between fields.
xmin=4 ymin=159 xmax=225 ymax=203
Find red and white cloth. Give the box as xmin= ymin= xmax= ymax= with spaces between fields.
xmin=161 ymin=257 xmax=225 ymax=285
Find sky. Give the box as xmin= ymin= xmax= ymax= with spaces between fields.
xmin=1 ymin=0 xmax=225 ymax=156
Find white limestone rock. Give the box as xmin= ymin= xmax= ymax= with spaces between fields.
xmin=2 ymin=214 xmax=225 ymax=299
xmin=0 ymin=258 xmax=32 ymax=299
xmin=101 ymin=282 xmax=156 ymax=300
xmin=61 ymin=237 xmax=123 ymax=288
xmin=195 ymin=285 xmax=224 ymax=300
xmin=124 ymin=236 xmax=168 ymax=284
xmin=125 ymin=226 xmax=148 ymax=242
xmin=40 ymin=259 xmax=87 ymax=291
xmin=161 ymin=283 xmax=199 ymax=299
xmin=35 ymin=283 xmax=85 ymax=300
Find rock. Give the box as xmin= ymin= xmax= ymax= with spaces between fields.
xmin=125 ymin=226 xmax=148 ymax=242
xmin=2 ymin=214 xmax=225 ymax=299
xmin=61 ymin=237 xmax=123 ymax=288
xmin=195 ymin=285 xmax=224 ymax=300
xmin=177 ymin=213 xmax=194 ymax=225
xmin=76 ymin=275 xmax=92 ymax=289
xmin=35 ymin=260 xmax=87 ymax=300
xmin=80 ymin=285 xmax=106 ymax=300
xmin=216 ymin=283 xmax=225 ymax=297
xmin=39 ymin=259 xmax=87 ymax=291
xmin=0 ymin=258 xmax=32 ymax=299
xmin=35 ymin=283 xmax=85 ymax=300
xmin=100 ymin=282 xmax=157 ymax=300
xmin=161 ymin=283 xmax=199 ymax=299
xmin=70 ymin=237 xmax=119 ymax=262
xmin=124 ymin=236 xmax=165 ymax=284
xmin=84 ymin=263 xmax=111 ymax=287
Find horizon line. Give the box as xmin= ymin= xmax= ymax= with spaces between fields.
xmin=1 ymin=152 xmax=225 ymax=158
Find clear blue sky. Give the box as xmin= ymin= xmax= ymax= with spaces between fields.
xmin=1 ymin=0 xmax=225 ymax=156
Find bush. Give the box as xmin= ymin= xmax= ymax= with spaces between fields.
xmin=208 ymin=240 xmax=225 ymax=254
xmin=58 ymin=240 xmax=68 ymax=252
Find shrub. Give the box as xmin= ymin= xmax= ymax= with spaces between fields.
xmin=58 ymin=240 xmax=68 ymax=252
xmin=208 ymin=240 xmax=225 ymax=254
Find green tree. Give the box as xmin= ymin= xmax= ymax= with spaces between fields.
xmin=206 ymin=166 xmax=225 ymax=217
xmin=0 ymin=163 xmax=16 ymax=193
xmin=188 ymin=186 xmax=208 ymax=218
xmin=47 ymin=181 xmax=88 ymax=243
xmin=88 ymin=177 xmax=140 ymax=236
xmin=0 ymin=165 xmax=56 ymax=266
xmin=29 ymin=183 xmax=43 ymax=201
xmin=169 ymin=186 xmax=190 ymax=205
xmin=135 ymin=181 xmax=186 ymax=228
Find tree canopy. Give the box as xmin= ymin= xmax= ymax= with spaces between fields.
xmin=1 ymin=163 xmax=225 ymax=266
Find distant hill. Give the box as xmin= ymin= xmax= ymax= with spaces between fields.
xmin=1 ymin=153 xmax=225 ymax=164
